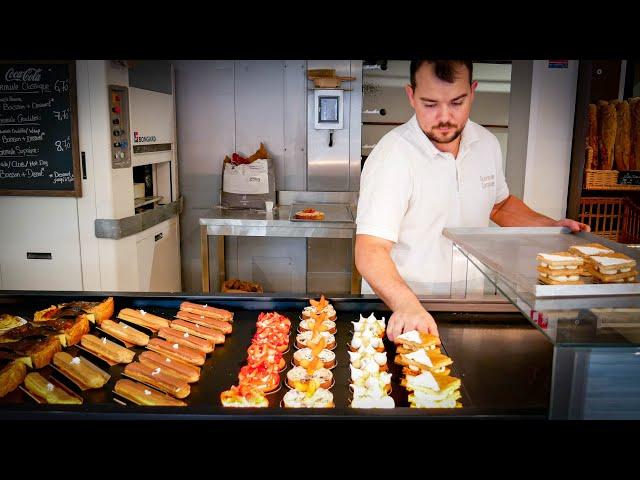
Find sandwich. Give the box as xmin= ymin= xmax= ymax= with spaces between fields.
xmin=587 ymin=253 xmax=637 ymax=283
xmin=536 ymin=252 xmax=584 ymax=285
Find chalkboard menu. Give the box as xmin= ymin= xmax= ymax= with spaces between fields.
xmin=0 ymin=61 xmax=81 ymax=196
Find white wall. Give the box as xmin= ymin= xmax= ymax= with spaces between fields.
xmin=522 ymin=60 xmax=578 ymax=220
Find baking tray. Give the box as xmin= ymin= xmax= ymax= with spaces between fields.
xmin=288 ymin=203 xmax=354 ymax=223
xmin=0 ymin=293 xmax=549 ymax=419
xmin=443 ymin=227 xmax=640 ymax=298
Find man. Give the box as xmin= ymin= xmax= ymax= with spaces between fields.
xmin=355 ymin=60 xmax=589 ymax=341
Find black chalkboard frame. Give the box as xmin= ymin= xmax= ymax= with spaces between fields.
xmin=0 ymin=60 xmax=82 ymax=197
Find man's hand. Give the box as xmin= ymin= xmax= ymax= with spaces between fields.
xmin=386 ymin=305 xmax=438 ymax=342
xmin=554 ymin=218 xmax=590 ymax=233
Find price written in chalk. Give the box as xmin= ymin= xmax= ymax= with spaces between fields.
xmin=54 ymin=135 xmax=71 ymax=152
xmin=53 ymin=108 xmax=69 ymax=121
xmin=54 ymin=79 xmax=69 ymax=93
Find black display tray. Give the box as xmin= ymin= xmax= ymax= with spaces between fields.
xmin=0 ymin=292 xmax=552 ymax=419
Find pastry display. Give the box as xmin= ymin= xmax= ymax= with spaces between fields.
xmin=23 ymin=372 xmax=82 ymax=405
xmin=52 ymin=352 xmax=109 ymax=389
xmin=80 ymin=334 xmax=135 ymax=364
xmin=100 ymin=319 xmax=149 ymax=346
xmin=536 ymin=252 xmax=584 ymax=285
xmin=114 ymin=379 xmax=186 ymax=407
xmin=401 ymin=371 xmax=462 ymax=409
xmin=117 ymin=308 xmax=170 ymax=331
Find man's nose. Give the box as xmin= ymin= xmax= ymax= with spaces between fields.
xmin=436 ymin=104 xmax=451 ymax=122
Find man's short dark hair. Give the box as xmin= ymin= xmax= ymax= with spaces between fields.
xmin=410 ymin=60 xmax=473 ymax=89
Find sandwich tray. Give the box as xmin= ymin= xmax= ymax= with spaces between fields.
xmin=443 ymin=227 xmax=640 ymax=298
xmin=289 ymin=203 xmax=354 ymax=223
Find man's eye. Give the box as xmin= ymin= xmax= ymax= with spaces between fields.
xmin=452 ymin=101 xmax=463 ymax=106
xmin=424 ymin=104 xmax=436 ymax=108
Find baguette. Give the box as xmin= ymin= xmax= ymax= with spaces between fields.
xmin=630 ymin=98 xmax=640 ymax=170
xmin=117 ymin=308 xmax=170 ymax=331
xmin=53 ymin=351 xmax=108 ymax=389
xmin=24 ymin=372 xmax=82 ymax=404
xmin=80 ymin=334 xmax=135 ymax=364
xmin=0 ymin=361 xmax=27 ymax=398
xmin=179 ymin=301 xmax=233 ymax=322
xmin=599 ymin=102 xmax=617 ymax=170
xmin=146 ymin=338 xmax=206 ymax=366
xmin=158 ymin=327 xmax=215 ymax=354
xmin=614 ymin=100 xmax=631 ymax=170
xmin=170 ymin=319 xmax=225 ymax=344
xmin=587 ymin=104 xmax=598 ymax=168
xmin=174 ymin=310 xmax=232 ymax=334
xmin=123 ymin=362 xmax=191 ymax=399
xmin=138 ymin=351 xmax=201 ymax=383
xmin=100 ymin=319 xmax=150 ymax=346
xmin=114 ymin=379 xmax=186 ymax=407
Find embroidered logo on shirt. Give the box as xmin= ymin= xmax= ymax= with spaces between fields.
xmin=480 ymin=174 xmax=495 ymax=189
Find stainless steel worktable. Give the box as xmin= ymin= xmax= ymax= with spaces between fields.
xmin=199 ymin=205 xmax=359 ymax=293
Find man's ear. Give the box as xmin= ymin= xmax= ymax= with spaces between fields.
xmin=470 ymin=80 xmax=478 ymax=101
xmin=405 ymin=84 xmax=415 ymax=109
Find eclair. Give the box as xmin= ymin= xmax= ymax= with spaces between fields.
xmin=100 ymin=319 xmax=150 ymax=346
xmin=124 ymin=362 xmax=191 ymax=399
xmin=158 ymin=327 xmax=215 ymax=354
xmin=146 ymin=338 xmax=206 ymax=366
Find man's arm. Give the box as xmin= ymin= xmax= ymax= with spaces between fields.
xmin=490 ymin=194 xmax=590 ymax=232
xmin=355 ymin=234 xmax=438 ymax=340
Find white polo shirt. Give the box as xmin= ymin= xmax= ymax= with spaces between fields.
xmin=356 ymin=114 xmax=509 ymax=295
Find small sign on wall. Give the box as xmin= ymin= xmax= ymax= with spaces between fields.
xmin=548 ymin=60 xmax=569 ymax=69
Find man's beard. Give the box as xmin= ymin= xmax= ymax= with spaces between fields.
xmin=425 ymin=123 xmax=463 ymax=144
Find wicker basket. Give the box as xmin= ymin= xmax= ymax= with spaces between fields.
xmin=584 ymin=169 xmax=619 ymax=189
xmin=579 ymin=197 xmax=640 ymax=244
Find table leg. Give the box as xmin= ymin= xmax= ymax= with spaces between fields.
xmin=200 ymin=225 xmax=210 ymax=293
xmin=217 ymin=236 xmax=226 ymax=292
xmin=350 ymin=235 xmax=361 ymax=294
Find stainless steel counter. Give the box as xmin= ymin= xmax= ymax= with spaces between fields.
xmin=199 ymin=205 xmax=358 ymax=293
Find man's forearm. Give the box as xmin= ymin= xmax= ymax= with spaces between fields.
xmin=491 ymin=194 xmax=556 ymax=227
xmin=356 ymin=243 xmax=422 ymax=312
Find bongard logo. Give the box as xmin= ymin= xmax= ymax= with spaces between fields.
xmin=133 ymin=131 xmax=157 ymax=143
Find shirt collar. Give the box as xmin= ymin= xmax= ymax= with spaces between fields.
xmin=409 ymin=114 xmax=479 ymax=159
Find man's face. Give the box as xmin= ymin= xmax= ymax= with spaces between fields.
xmin=405 ymin=63 xmax=477 ymax=145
